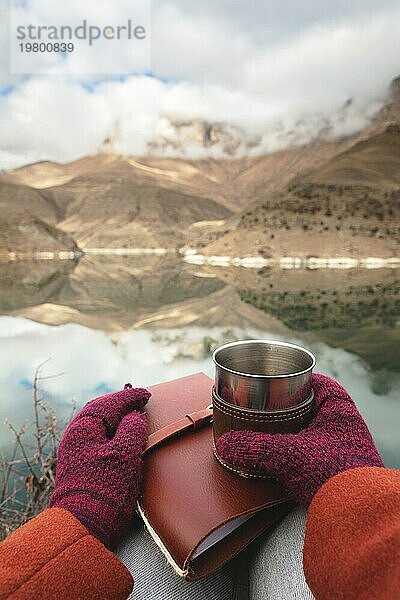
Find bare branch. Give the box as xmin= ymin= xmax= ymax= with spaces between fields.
xmin=5 ymin=423 xmax=37 ymax=481
xmin=1 ymin=364 xmax=73 ymax=540
xmin=36 ymin=373 xmax=65 ymax=381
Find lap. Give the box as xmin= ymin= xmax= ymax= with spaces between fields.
xmin=115 ymin=509 xmax=314 ymax=600
xmin=248 ymin=508 xmax=314 ymax=600
xmin=115 ymin=517 xmax=238 ymax=600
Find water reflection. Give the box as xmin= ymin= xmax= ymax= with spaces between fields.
xmin=0 ymin=317 xmax=399 ymax=468
xmin=0 ymin=257 xmax=399 ymax=468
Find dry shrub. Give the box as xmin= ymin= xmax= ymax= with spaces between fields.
xmin=0 ymin=360 xmax=75 ymax=540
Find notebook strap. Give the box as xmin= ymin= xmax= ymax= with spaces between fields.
xmin=143 ymin=407 xmax=213 ymax=455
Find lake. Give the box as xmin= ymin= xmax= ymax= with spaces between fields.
xmin=0 ymin=256 xmax=399 ymax=468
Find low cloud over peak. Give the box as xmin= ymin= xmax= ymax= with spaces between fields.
xmin=0 ymin=1 xmax=399 ymax=168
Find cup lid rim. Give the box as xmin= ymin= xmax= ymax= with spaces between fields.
xmin=212 ymin=339 xmax=316 ymax=379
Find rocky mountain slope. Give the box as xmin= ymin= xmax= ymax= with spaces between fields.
xmin=0 ymin=182 xmax=77 ymax=255
xmin=43 ymin=179 xmax=231 ymax=248
xmin=1 ymin=140 xmax=354 ymax=213
xmin=0 ymin=77 xmax=399 ymax=255
xmin=196 ymin=119 xmax=400 ymax=259
xmin=296 ymin=124 xmax=400 ymax=188
xmin=0 ymin=161 xmax=232 ymax=251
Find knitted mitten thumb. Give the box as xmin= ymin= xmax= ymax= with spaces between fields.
xmin=216 ymin=373 xmax=383 ymax=507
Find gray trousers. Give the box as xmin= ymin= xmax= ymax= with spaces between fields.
xmin=116 ymin=508 xmax=314 ymax=600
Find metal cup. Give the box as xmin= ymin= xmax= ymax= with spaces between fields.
xmin=213 ymin=339 xmax=316 ymax=411
xmin=212 ymin=340 xmax=316 ymax=477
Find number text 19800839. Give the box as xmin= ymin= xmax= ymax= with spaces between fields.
xmin=19 ymin=43 xmax=74 ymax=53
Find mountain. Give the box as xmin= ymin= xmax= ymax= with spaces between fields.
xmin=0 ymin=148 xmax=354 ymax=254
xmin=0 ymin=182 xmax=77 ymax=255
xmin=0 ymin=132 xmax=363 ymax=255
xmin=42 ymin=178 xmax=231 ymax=248
xmin=1 ymin=142 xmax=353 ymax=213
xmin=0 ymin=77 xmax=399 ymax=256
xmin=296 ymin=124 xmax=400 ymax=188
xmin=380 ymin=76 xmax=400 ymax=125
xmin=197 ymin=120 xmax=400 ymax=259
xmin=147 ymin=119 xmax=258 ymax=156
xmin=0 ymin=163 xmax=231 ymax=251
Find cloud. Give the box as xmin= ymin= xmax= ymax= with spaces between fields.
xmin=0 ymin=1 xmax=399 ymax=168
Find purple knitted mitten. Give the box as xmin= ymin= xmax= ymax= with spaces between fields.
xmin=216 ymin=374 xmax=383 ymax=507
xmin=49 ymin=385 xmax=150 ymax=548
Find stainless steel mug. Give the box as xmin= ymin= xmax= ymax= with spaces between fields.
xmin=212 ymin=339 xmax=316 ymax=478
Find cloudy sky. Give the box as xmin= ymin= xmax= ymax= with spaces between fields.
xmin=1 ymin=0 xmax=399 ymax=169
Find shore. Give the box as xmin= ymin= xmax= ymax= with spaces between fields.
xmin=1 ymin=247 xmax=400 ymax=270
xmin=182 ymin=252 xmax=400 ymax=270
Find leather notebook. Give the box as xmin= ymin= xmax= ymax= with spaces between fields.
xmin=138 ymin=372 xmax=294 ymax=581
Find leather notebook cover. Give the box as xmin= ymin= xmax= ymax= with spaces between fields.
xmin=138 ymin=372 xmax=294 ymax=581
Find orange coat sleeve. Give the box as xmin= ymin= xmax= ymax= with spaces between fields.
xmin=303 ymin=467 xmax=400 ymax=600
xmin=0 ymin=507 xmax=133 ymax=600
